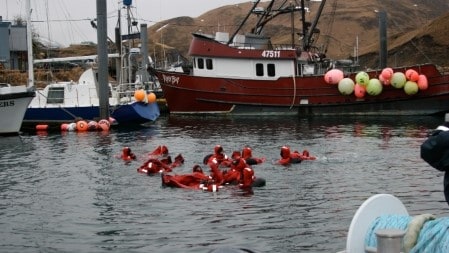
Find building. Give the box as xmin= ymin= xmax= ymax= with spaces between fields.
xmin=0 ymin=16 xmax=28 ymax=71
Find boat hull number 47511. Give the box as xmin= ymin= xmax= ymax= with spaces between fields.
xmin=261 ymin=50 xmax=281 ymax=58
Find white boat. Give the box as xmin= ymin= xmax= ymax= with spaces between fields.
xmin=23 ymin=65 xmax=160 ymax=126
xmin=0 ymin=84 xmax=35 ymax=135
xmin=22 ymin=0 xmax=160 ymax=127
xmin=0 ymin=0 xmax=35 ymax=135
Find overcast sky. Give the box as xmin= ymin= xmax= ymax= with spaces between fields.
xmin=1 ymin=0 xmax=251 ymax=47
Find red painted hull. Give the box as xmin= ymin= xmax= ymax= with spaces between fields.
xmin=155 ymin=64 xmax=449 ymax=116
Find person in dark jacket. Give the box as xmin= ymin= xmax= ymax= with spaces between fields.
xmin=421 ymin=114 xmax=449 ymax=206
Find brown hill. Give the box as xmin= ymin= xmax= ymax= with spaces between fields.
xmin=147 ymin=0 xmax=449 ymax=70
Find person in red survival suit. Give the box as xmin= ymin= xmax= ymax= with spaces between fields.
xmin=204 ymin=145 xmax=233 ymax=167
xmin=120 ymin=147 xmax=136 ymax=161
xmin=241 ymin=146 xmax=266 ymax=165
xmin=276 ymin=146 xmax=316 ymax=165
xmin=223 ymin=157 xmax=256 ymax=195
xmin=159 ymin=153 xmax=185 ymax=169
xmin=292 ymin=149 xmax=316 ymax=161
xmin=276 ymin=145 xmax=302 ymax=165
xmin=161 ymin=165 xmax=213 ymax=189
xmin=137 ymin=158 xmax=173 ymax=175
xmin=149 ymin=145 xmax=169 ymax=158
xmin=223 ymin=157 xmax=263 ymax=190
xmin=162 ymin=163 xmax=223 ymax=192
xmin=222 ymin=157 xmax=247 ymax=185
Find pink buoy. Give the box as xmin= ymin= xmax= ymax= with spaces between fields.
xmin=379 ymin=74 xmax=390 ymax=86
xmin=98 ymin=119 xmax=110 ymax=131
xmin=61 ymin=123 xmax=69 ymax=131
xmin=324 ymin=69 xmax=344 ymax=85
xmin=354 ymin=83 xmax=366 ymax=98
xmin=87 ymin=121 xmax=99 ymax=131
xmin=417 ymin=74 xmax=428 ymax=90
xmin=108 ymin=117 xmax=118 ymax=125
xmin=381 ymin=67 xmax=394 ymax=80
xmin=405 ymin=69 xmax=419 ymax=82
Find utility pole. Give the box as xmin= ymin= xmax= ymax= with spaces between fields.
xmin=96 ymin=0 xmax=110 ymax=120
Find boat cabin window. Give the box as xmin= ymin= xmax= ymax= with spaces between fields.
xmin=267 ymin=63 xmax=275 ymax=77
xmin=197 ymin=58 xmax=204 ymax=69
xmin=206 ymin=59 xmax=213 ymax=70
xmin=256 ymin=63 xmax=276 ymax=77
xmin=256 ymin=63 xmax=264 ymax=76
xmin=195 ymin=58 xmax=213 ymax=70
xmin=47 ymin=87 xmax=64 ymax=104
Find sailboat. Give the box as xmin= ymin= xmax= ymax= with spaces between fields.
xmin=22 ymin=0 xmax=160 ymax=126
xmin=0 ymin=0 xmax=35 ymax=135
xmin=151 ymin=0 xmax=449 ymax=116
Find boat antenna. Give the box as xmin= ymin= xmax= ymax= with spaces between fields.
xmin=227 ymin=0 xmax=261 ymax=45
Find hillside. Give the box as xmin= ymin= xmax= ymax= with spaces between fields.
xmin=147 ymin=0 xmax=449 ymax=70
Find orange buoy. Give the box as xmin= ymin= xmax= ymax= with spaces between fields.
xmin=134 ymin=89 xmax=146 ymax=102
xmin=36 ymin=124 xmax=49 ymax=131
xmin=76 ymin=120 xmax=88 ymax=131
xmin=147 ymin=92 xmax=157 ymax=103
xmin=98 ymin=119 xmax=110 ymax=131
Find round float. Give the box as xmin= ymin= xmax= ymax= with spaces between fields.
xmin=346 ymin=194 xmax=408 ymax=253
xmin=76 ymin=120 xmax=88 ymax=131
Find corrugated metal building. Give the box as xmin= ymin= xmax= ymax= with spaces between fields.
xmin=0 ymin=17 xmax=28 ymax=70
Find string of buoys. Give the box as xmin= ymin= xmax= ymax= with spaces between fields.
xmin=60 ymin=117 xmax=114 ymax=132
xmin=35 ymin=117 xmax=116 ymax=134
xmin=134 ymin=89 xmax=157 ymax=104
xmin=324 ymin=67 xmax=428 ymax=97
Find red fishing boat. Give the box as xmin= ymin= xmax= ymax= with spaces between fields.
xmin=152 ymin=0 xmax=449 ymax=116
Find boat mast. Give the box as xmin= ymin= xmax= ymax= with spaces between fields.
xmin=303 ymin=0 xmax=326 ymax=51
xmin=26 ymin=0 xmax=33 ymax=88
xmin=227 ymin=0 xmax=261 ymax=45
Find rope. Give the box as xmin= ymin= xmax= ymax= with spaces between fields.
xmin=410 ymin=217 xmax=449 ymax=253
xmin=365 ymin=215 xmax=411 ymax=247
xmin=290 ymin=63 xmax=296 ymax=109
xmin=364 ymin=215 xmax=449 ymax=253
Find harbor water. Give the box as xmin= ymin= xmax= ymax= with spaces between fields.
xmin=1 ymin=115 xmax=448 ymax=253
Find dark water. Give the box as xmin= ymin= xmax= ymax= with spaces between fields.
xmin=1 ymin=115 xmax=448 ymax=253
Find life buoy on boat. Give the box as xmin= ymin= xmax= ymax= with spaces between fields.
xmin=147 ymin=92 xmax=156 ymax=103
xmin=134 ymin=89 xmax=146 ymax=102
xmin=417 ymin=74 xmax=428 ymax=90
xmin=405 ymin=69 xmax=419 ymax=82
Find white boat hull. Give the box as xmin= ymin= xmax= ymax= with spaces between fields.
xmin=0 ymin=85 xmax=35 ymax=135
